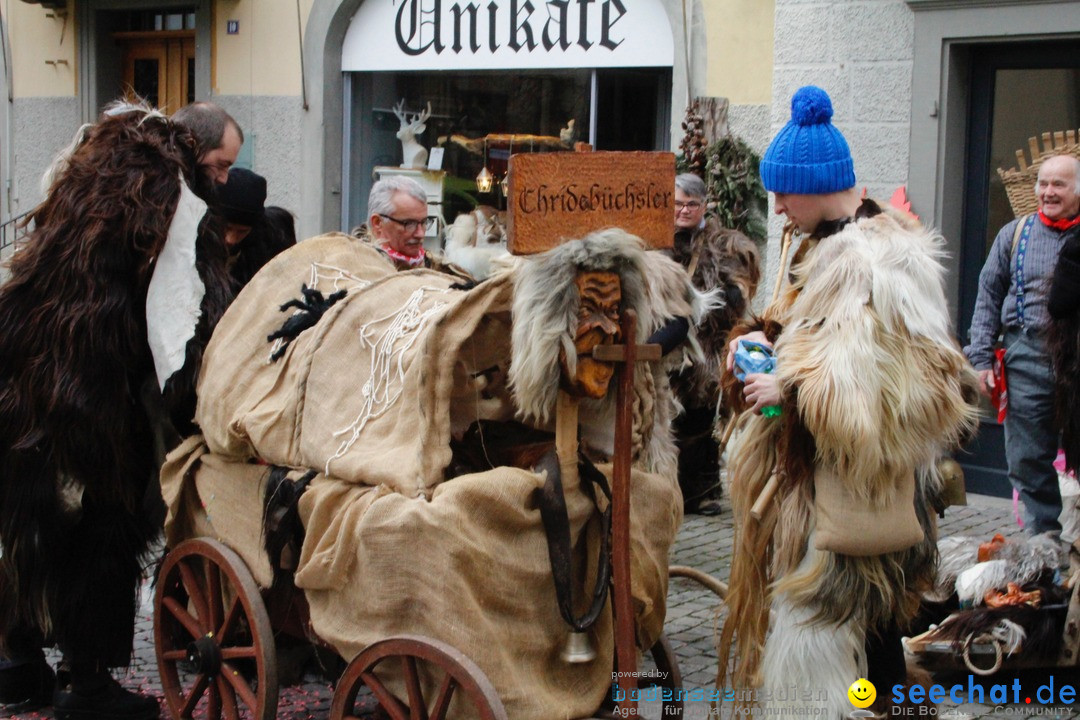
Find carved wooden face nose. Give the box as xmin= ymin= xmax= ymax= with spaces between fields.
xmin=558 ymin=270 xmax=622 ymax=399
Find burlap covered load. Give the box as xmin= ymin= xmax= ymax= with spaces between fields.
xmin=163 ymin=232 xmax=681 ymax=719
xmin=196 ymin=232 xmax=515 ymax=498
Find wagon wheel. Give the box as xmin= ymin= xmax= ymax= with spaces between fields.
xmin=330 ymin=635 xmax=508 ymax=720
xmin=154 ymin=538 xmax=278 ymax=720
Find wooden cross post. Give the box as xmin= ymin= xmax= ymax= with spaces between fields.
xmin=506 ymin=150 xmax=674 ymax=713
xmin=593 ymin=309 xmax=661 ymax=712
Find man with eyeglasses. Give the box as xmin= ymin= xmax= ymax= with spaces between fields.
xmin=668 ymin=172 xmax=761 ymax=515
xmin=364 ymin=176 xmax=470 ymax=278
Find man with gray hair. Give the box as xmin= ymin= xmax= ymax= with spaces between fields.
xmin=668 ymin=172 xmax=760 ymax=515
xmin=361 ymin=176 xmax=469 ymax=278
xmin=966 ymin=153 xmax=1080 ymax=536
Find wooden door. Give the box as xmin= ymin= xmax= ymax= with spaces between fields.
xmin=116 ymin=31 xmax=195 ymax=114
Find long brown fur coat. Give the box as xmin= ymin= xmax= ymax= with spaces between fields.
xmin=0 ymin=107 xmax=230 ymax=665
xmin=719 ymin=204 xmax=979 ymax=715
xmin=669 ymin=215 xmax=760 ymax=408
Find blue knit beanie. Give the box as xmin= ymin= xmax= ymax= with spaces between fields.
xmin=760 ymin=86 xmax=855 ymax=194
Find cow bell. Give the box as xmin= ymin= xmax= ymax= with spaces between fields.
xmin=560 ymin=630 xmax=596 ymax=664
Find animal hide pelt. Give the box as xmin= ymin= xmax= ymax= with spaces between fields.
xmin=718 ymin=205 xmax=980 ymax=705
xmin=1049 ymin=234 xmax=1080 ymax=475
xmin=508 ymin=228 xmax=716 ymax=477
xmin=0 ymin=104 xmax=230 ymax=665
xmin=668 ymin=216 xmax=758 ymax=408
xmin=926 ymin=601 xmax=1065 ymax=661
xmin=443 ymin=205 xmax=509 ymax=280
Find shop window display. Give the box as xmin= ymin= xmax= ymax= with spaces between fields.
xmin=344 ymin=68 xmax=671 ymax=235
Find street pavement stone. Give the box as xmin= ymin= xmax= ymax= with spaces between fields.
xmin=8 ymin=494 xmax=1078 ymax=720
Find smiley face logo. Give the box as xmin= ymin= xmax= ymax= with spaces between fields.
xmin=848 ymin=678 xmax=876 ymax=708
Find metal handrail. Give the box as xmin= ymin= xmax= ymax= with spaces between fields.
xmin=0 ymin=210 xmax=31 ymax=254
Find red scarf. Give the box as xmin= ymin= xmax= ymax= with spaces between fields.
xmin=382 ymin=243 xmax=426 ymax=267
xmin=1038 ymin=210 xmax=1080 ymax=232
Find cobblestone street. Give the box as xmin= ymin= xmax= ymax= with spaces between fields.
xmin=10 ymin=494 xmax=1078 ymax=720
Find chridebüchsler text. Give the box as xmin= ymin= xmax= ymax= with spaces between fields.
xmin=517 ymin=183 xmax=673 ymax=217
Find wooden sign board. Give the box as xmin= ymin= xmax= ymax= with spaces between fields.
xmin=506 ymin=151 xmax=676 ymax=255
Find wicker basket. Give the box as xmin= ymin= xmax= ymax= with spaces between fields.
xmin=997 ymin=129 xmax=1080 ymax=218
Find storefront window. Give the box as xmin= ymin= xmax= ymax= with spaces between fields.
xmin=343 ymin=67 xmax=671 ymax=233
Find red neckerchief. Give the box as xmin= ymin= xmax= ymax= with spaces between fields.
xmin=381 ymin=243 xmax=426 ymax=267
xmin=1038 ymin=210 xmax=1080 ymax=232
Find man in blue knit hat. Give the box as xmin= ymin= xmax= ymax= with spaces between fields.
xmin=719 ymin=86 xmax=980 ymax=717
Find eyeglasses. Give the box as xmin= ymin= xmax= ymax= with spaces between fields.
xmin=674 ymin=201 xmax=703 ymax=211
xmin=378 ymin=214 xmax=435 ymax=233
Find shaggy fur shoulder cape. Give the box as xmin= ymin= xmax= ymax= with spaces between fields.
xmin=670 ymin=216 xmax=760 ymax=407
xmin=719 ymin=208 xmax=980 ymax=707
xmin=773 ymin=208 xmax=979 ymax=494
xmin=508 ymin=229 xmax=717 ymax=477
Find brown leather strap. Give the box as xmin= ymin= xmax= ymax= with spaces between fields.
xmin=535 ymin=448 xmax=611 ymax=632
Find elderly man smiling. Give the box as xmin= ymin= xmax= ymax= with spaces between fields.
xmin=966 ymin=154 xmax=1080 ymax=537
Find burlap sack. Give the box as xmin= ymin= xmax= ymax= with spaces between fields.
xmin=160 ymin=435 xmax=275 ymax=587
xmin=195 ymin=233 xmax=516 ymax=498
xmin=813 ymin=465 xmax=923 ymax=556
xmin=160 ymin=441 xmax=679 ymax=720
xmin=197 ymin=233 xmax=396 ymax=462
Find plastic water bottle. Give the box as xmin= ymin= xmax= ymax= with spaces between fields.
xmin=732 ymin=339 xmax=782 ymax=417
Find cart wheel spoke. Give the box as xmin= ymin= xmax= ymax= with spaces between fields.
xmin=178 ymin=558 xmax=210 ymax=626
xmin=161 ymin=649 xmax=187 ymax=662
xmin=207 ymin=561 xmax=224 ymax=634
xmin=221 ymin=660 xmax=260 ymax=710
xmin=207 ymin=677 xmax=222 ymax=719
xmin=401 ymin=656 xmax=429 ymax=720
xmin=161 ymin=596 xmax=203 ymax=640
xmin=362 ymin=670 xmax=410 ymax=720
xmin=218 ymin=594 xmax=241 ymax=640
xmin=428 ymin=673 xmax=457 ymax=720
xmin=218 ymin=675 xmax=240 ymax=720
xmin=220 ymin=646 xmax=257 ymax=660
xmin=180 ymin=673 xmax=210 ymax=717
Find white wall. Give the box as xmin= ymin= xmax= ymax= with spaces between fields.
xmin=762 ymin=0 xmax=914 ymax=302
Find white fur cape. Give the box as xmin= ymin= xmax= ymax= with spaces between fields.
xmin=722 ymin=207 xmax=980 ymax=716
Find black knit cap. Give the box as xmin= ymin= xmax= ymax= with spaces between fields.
xmin=218 ymin=167 xmax=267 ymax=227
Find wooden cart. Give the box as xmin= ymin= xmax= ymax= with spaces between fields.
xmin=152 ymin=153 xmax=695 ymax=717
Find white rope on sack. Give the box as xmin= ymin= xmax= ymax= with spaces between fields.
xmin=267 ymin=263 xmax=373 ymax=363
xmin=325 ymin=286 xmax=450 ymax=475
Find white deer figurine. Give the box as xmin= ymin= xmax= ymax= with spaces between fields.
xmin=393 ymin=100 xmax=432 ymax=169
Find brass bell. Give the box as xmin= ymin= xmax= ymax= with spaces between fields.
xmin=937 ymin=457 xmax=967 ymax=508
xmin=560 ymin=630 xmax=596 ymax=664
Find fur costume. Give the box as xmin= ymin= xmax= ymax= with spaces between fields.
xmin=1049 ymin=233 xmax=1080 ymax=475
xmin=442 ymin=205 xmax=509 ymax=280
xmin=718 ymin=201 xmax=980 ymax=718
xmin=0 ymin=105 xmax=230 ymax=667
xmin=668 ymin=215 xmax=760 ymax=408
xmin=508 ymin=229 xmax=717 ymax=479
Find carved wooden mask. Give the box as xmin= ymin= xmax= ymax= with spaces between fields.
xmin=559 ymin=270 xmax=622 ymax=398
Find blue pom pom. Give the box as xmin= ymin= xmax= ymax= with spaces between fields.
xmin=790 ymin=86 xmax=833 ymax=126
